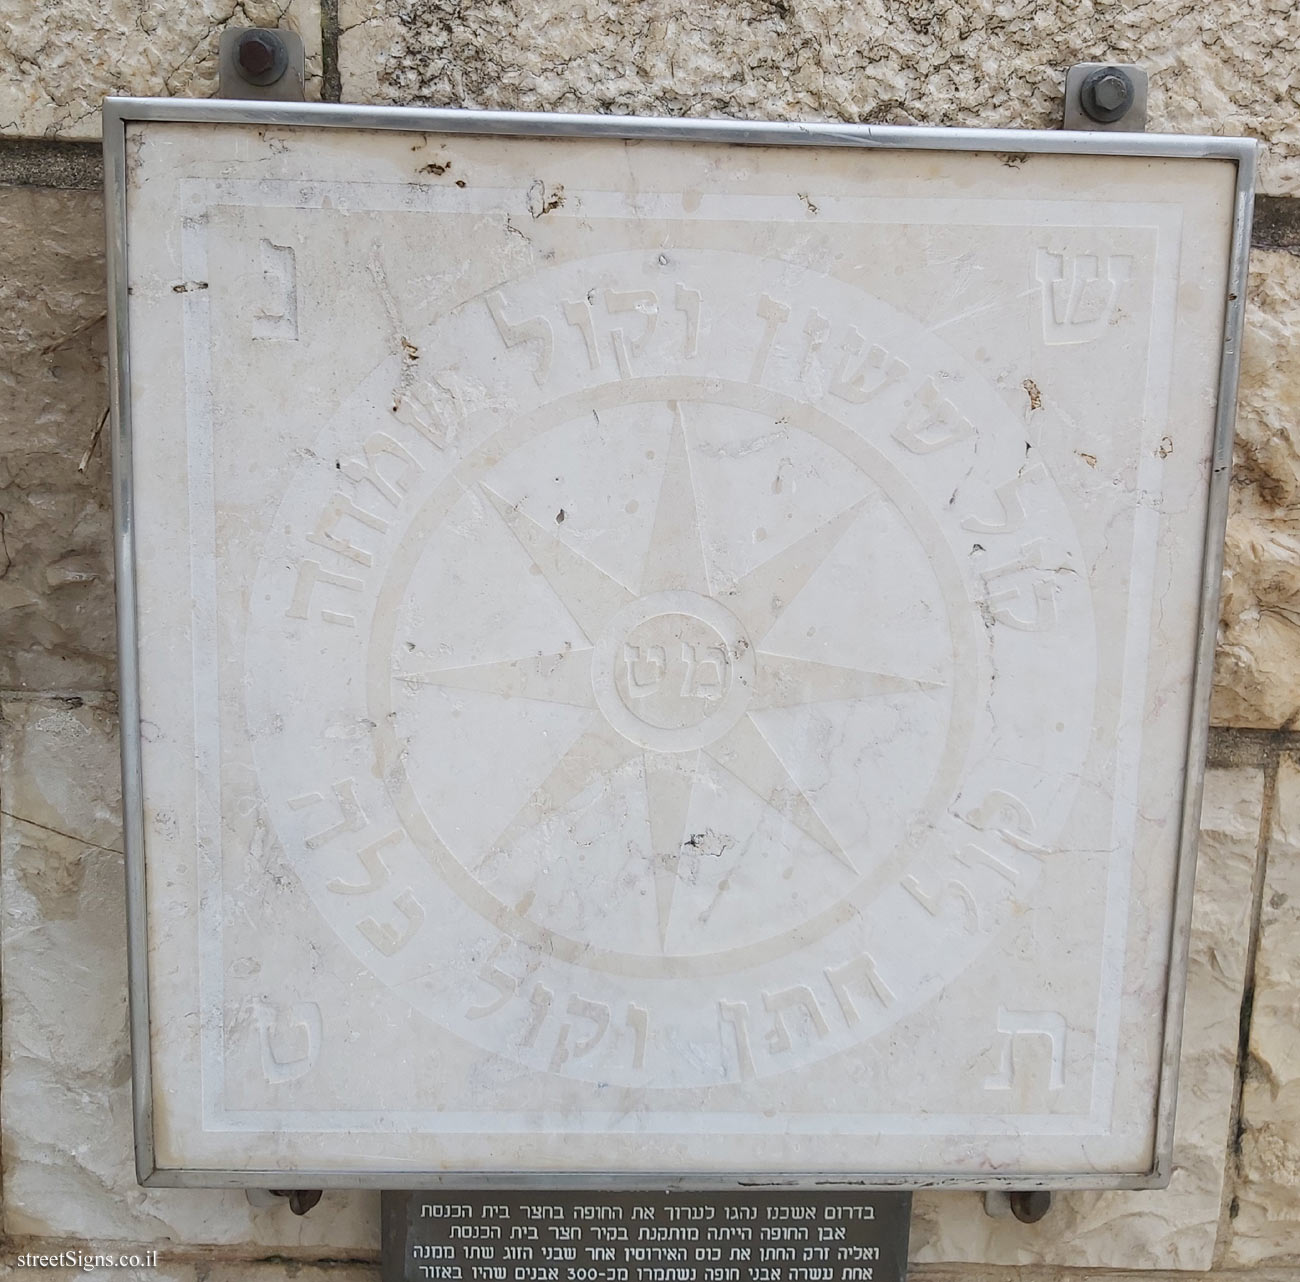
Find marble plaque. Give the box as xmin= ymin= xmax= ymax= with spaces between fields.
xmin=106 ymin=105 xmax=1251 ymax=1184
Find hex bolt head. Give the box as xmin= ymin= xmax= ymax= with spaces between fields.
xmin=235 ymin=29 xmax=289 ymax=86
xmin=1080 ymin=66 xmax=1135 ymax=124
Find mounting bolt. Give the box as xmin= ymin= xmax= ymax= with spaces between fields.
xmin=234 ymin=28 xmax=289 ymax=86
xmin=1008 ymin=1190 xmax=1053 ymax=1224
xmin=1079 ymin=66 xmax=1135 ymax=124
xmin=272 ymin=1189 xmax=323 ymax=1216
xmin=218 ymin=27 xmax=305 ymax=100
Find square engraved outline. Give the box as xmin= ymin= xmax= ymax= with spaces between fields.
xmin=103 ymin=96 xmax=1257 ymax=1191
xmin=192 ymin=187 xmax=1180 ymax=1138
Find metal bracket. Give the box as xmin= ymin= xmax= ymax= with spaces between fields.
xmin=245 ymin=1188 xmax=323 ymax=1215
xmin=984 ymin=1190 xmax=1054 ymax=1224
xmin=1063 ymin=63 xmax=1148 ymax=132
xmin=218 ymin=27 xmax=306 ymax=102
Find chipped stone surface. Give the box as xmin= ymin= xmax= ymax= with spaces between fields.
xmin=0 ymin=697 xmax=379 ymax=1249
xmin=0 ymin=0 xmax=322 ymax=139
xmin=910 ymin=765 xmax=1263 ymax=1270
xmin=0 ymin=185 xmax=115 ymax=692
xmin=1227 ymin=753 xmax=1300 ymax=1264
xmin=339 ymin=0 xmax=1299 ymax=195
xmin=1212 ymin=249 xmax=1300 ymax=729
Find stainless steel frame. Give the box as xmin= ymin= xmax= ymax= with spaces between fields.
xmin=102 ymin=95 xmax=1258 ymax=1191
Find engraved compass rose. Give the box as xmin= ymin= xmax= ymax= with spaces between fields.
xmin=394 ymin=401 xmax=938 ymax=949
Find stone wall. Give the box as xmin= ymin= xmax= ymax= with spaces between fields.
xmin=2 ymin=3 xmax=1299 ymax=1278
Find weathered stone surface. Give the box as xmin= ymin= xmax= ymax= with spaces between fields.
xmin=0 ymin=185 xmax=115 ymax=692
xmin=1212 ymin=249 xmax=1300 ymax=729
xmin=910 ymin=765 xmax=1263 ymax=1270
xmin=1226 ymin=752 xmax=1300 ymax=1264
xmin=0 ymin=0 xmax=323 ymax=139
xmin=339 ymin=0 xmax=1299 ymax=195
xmin=0 ymin=697 xmax=379 ymax=1249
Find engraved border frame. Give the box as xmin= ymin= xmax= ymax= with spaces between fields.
xmin=102 ymin=96 xmax=1258 ymax=1191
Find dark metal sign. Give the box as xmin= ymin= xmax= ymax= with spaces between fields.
xmin=382 ymin=1192 xmax=912 ymax=1282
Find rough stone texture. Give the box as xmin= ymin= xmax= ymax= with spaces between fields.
xmin=338 ymin=0 xmax=1300 ymax=195
xmin=910 ymin=766 xmax=1263 ymax=1270
xmin=0 ymin=697 xmax=380 ymax=1250
xmin=0 ymin=0 xmax=323 ymax=139
xmin=1251 ymin=197 xmax=1300 ymax=257
xmin=0 ymin=137 xmax=103 ymax=188
xmin=1226 ymin=753 xmax=1300 ymax=1265
xmin=0 ymin=185 xmax=115 ymax=692
xmin=1212 ymin=250 xmax=1300 ymax=729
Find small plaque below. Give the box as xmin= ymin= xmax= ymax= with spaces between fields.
xmin=382 ymin=1191 xmax=912 ymax=1282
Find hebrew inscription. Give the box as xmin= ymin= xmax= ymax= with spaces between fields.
xmin=382 ymin=1193 xmax=911 ymax=1282
xmin=244 ymin=243 xmax=1098 ymax=1094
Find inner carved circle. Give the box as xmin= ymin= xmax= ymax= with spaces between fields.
xmin=591 ymin=589 xmax=757 ymax=753
xmin=614 ymin=612 xmax=734 ymax=730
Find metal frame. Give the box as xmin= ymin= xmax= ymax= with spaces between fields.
xmin=102 ymin=95 xmax=1257 ymax=1191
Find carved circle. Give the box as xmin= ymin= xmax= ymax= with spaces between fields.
xmin=593 ymin=590 xmax=756 ymax=749
xmin=366 ymin=376 xmax=979 ymax=979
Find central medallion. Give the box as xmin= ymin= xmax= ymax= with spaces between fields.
xmin=593 ymin=590 xmax=755 ymax=750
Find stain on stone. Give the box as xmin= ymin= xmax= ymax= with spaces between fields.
xmin=1022 ymin=377 xmax=1042 ymax=411
xmin=683 ymin=829 xmax=734 ymax=858
xmin=526 ymin=178 xmax=565 ymax=218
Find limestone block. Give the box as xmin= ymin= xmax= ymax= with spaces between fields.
xmin=909 ymin=765 xmax=1263 ymax=1270
xmin=1212 ymin=249 xmax=1300 ymax=729
xmin=0 ymin=185 xmax=115 ymax=692
xmin=0 ymin=0 xmax=322 ymax=139
xmin=338 ymin=0 xmax=1299 ymax=195
xmin=0 ymin=697 xmax=379 ymax=1250
xmin=1227 ymin=753 xmax=1300 ymax=1264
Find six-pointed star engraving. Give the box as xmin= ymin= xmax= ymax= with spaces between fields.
xmin=395 ymin=401 xmax=939 ymax=949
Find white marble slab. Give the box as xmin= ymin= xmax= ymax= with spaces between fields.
xmin=115 ymin=119 xmax=1239 ymax=1181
